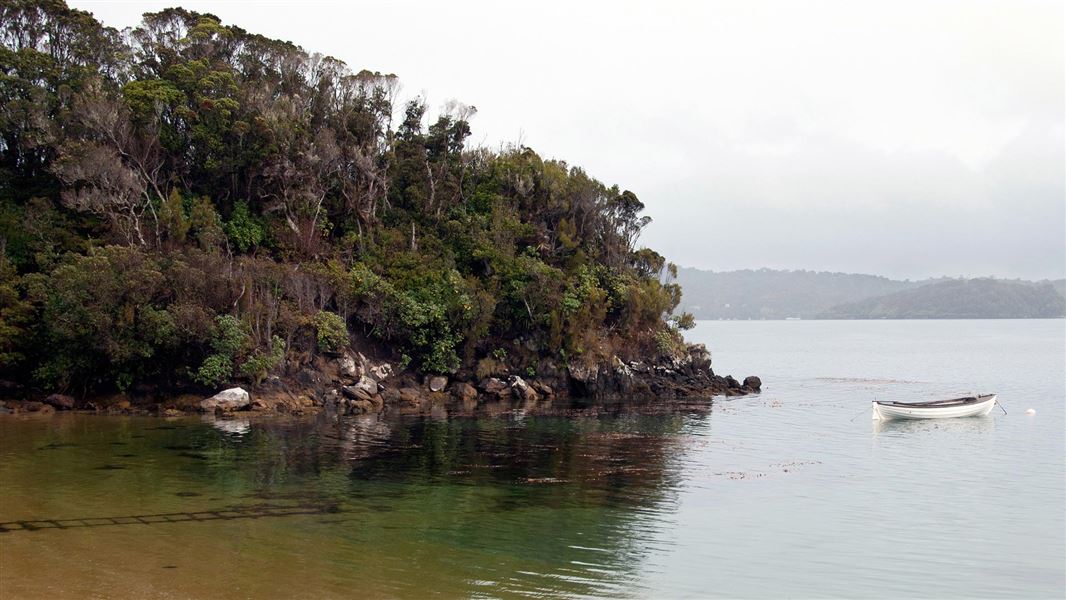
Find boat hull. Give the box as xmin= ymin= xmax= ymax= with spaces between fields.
xmin=872 ymin=395 xmax=997 ymax=421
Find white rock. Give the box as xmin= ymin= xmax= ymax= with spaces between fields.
xmin=369 ymin=363 xmax=393 ymax=381
xmin=337 ymin=352 xmax=361 ymax=379
xmin=353 ymin=375 xmax=379 ymax=396
xmin=200 ymin=387 xmax=250 ymax=412
xmin=428 ymin=376 xmax=448 ymax=392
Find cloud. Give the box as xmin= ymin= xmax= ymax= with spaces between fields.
xmin=71 ymin=0 xmax=1065 ymax=279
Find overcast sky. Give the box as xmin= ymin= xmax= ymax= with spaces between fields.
xmin=71 ymin=0 xmax=1065 ymax=280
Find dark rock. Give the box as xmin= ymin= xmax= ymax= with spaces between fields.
xmin=342 ymin=385 xmax=374 ymax=402
xmin=742 ymin=376 xmax=762 ymax=392
xmin=531 ymin=381 xmax=554 ymax=398
xmin=348 ymin=399 xmax=374 ymax=414
xmin=45 ymin=393 xmax=76 ymax=410
xmin=398 ymin=387 xmax=423 ymax=405
xmin=478 ymin=378 xmax=509 ymax=397
xmin=450 ymin=382 xmax=478 ymax=402
xmin=686 ymin=343 xmax=713 ymax=373
xmin=108 ymin=399 xmax=132 ymax=412
xmin=296 ymin=368 xmax=330 ymax=396
xmin=509 ymin=376 xmax=538 ymax=401
xmin=352 ymin=375 xmax=379 ymax=396
xmin=380 ymin=387 xmax=402 ymax=404
xmin=724 ymin=375 xmax=741 ymax=389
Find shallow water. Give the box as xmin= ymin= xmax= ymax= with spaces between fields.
xmin=1 ymin=319 xmax=1063 ymax=598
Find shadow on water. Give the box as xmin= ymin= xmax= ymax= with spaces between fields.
xmin=0 ymin=502 xmax=346 ymax=534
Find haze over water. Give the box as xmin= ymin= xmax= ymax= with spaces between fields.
xmin=1 ymin=319 xmax=1063 ymax=598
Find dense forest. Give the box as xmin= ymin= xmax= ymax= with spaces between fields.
xmin=819 ymin=278 xmax=1066 ymax=320
xmin=677 ymin=268 xmax=1066 ymax=320
xmin=0 ymin=1 xmax=694 ymax=397
xmin=676 ymin=268 xmax=921 ymax=319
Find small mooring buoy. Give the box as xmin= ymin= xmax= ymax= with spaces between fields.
xmin=1025 ymin=408 xmax=1036 ymax=416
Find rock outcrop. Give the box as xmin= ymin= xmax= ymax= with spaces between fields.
xmin=200 ymin=387 xmax=251 ymax=412
xmin=2 ymin=340 xmax=757 ymax=418
xmin=44 ymin=393 xmax=76 ymax=410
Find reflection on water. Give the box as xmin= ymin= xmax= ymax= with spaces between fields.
xmin=1 ymin=320 xmax=1063 ymax=599
xmin=0 ymin=401 xmax=709 ymax=599
xmin=207 ymin=416 xmax=251 ymax=436
xmin=872 ymin=415 xmax=997 ymax=436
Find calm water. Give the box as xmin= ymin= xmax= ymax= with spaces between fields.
xmin=1 ymin=320 xmax=1063 ymax=599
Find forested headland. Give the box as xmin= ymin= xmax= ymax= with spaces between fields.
xmin=0 ymin=1 xmax=755 ymax=410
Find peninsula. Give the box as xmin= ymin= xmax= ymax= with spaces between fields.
xmin=0 ymin=1 xmax=758 ymax=415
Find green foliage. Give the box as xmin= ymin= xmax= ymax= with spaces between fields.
xmin=189 ymin=196 xmax=225 ymax=251
xmin=195 ymin=315 xmax=284 ymax=386
xmin=671 ymin=312 xmax=696 ymax=331
xmin=160 ymin=189 xmax=190 ymax=244
xmin=224 ymin=201 xmax=265 ymax=253
xmin=26 ymin=246 xmax=180 ymax=390
xmin=0 ymin=1 xmax=695 ymax=393
xmin=211 ymin=315 xmax=251 ymax=356
xmin=0 ymin=255 xmax=32 ymax=371
xmin=313 ymin=311 xmax=348 ymax=353
xmin=239 ymin=335 xmax=285 ymax=385
xmin=655 ymin=330 xmax=674 ymax=356
xmin=194 ymin=353 xmax=232 ymax=387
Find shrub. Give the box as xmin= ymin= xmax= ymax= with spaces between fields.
xmin=239 ymin=335 xmax=285 ymax=385
xmin=194 ymin=353 xmax=232 ymax=386
xmin=224 ymin=201 xmax=265 ymax=253
xmin=671 ymin=312 xmax=696 ymax=331
xmin=655 ymin=329 xmax=674 ymax=356
xmin=313 ymin=311 xmax=348 ymax=353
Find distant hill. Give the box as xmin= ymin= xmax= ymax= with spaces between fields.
xmin=676 ymin=268 xmax=1066 ymax=320
xmin=676 ymin=268 xmax=924 ymax=319
xmin=819 ymin=279 xmax=1066 ymax=319
xmin=1052 ymin=279 xmax=1066 ymax=300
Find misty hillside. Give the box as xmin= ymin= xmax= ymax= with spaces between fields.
xmin=676 ymin=268 xmax=925 ymax=319
xmin=819 ymin=279 xmax=1066 ymax=319
xmin=677 ymin=268 xmax=1066 ymax=319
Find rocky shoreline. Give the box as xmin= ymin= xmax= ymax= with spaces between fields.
xmin=0 ymin=343 xmax=759 ymax=417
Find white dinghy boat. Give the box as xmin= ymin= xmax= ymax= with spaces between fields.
xmin=871 ymin=394 xmax=998 ymax=421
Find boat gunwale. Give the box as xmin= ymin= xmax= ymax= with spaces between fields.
xmin=873 ymin=394 xmax=996 ymax=408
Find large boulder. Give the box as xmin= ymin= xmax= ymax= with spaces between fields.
xmin=450 ymin=382 xmax=478 ymax=402
xmin=478 ymin=377 xmax=510 ymax=398
xmin=428 ymin=376 xmax=448 ymax=392
xmin=686 ymin=344 xmax=713 ymax=373
xmin=398 ymin=387 xmax=423 ymax=406
xmin=296 ymin=368 xmax=331 ymax=396
xmin=44 ymin=393 xmax=75 ymax=410
xmin=200 ymin=387 xmax=251 ymax=412
xmin=342 ymin=385 xmax=374 ymax=402
xmin=336 ymin=352 xmax=362 ymax=380
xmin=531 ymin=381 xmax=555 ymax=399
xmin=509 ymin=376 xmax=538 ymax=401
xmin=353 ymin=375 xmax=378 ymax=396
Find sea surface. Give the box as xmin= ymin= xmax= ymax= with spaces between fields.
xmin=1 ymin=319 xmax=1063 ymax=599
